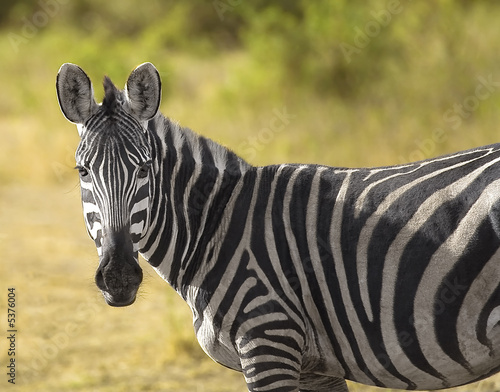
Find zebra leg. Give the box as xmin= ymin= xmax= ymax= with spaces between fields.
xmin=238 ymin=336 xmax=303 ymax=391
xmin=237 ymin=308 xmax=307 ymax=391
xmin=240 ymin=350 xmax=301 ymax=391
xmin=299 ymin=374 xmax=348 ymax=392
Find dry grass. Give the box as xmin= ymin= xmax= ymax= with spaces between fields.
xmin=2 ymin=184 xmax=499 ymax=390
xmin=0 ymin=184 xmax=247 ymax=391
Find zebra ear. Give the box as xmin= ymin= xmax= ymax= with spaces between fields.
xmin=56 ymin=63 xmax=98 ymax=124
xmin=125 ymin=62 xmax=161 ymax=121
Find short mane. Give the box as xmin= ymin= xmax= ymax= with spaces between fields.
xmin=102 ymin=76 xmax=119 ymax=114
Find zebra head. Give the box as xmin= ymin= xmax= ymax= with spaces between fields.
xmin=56 ymin=63 xmax=161 ymax=307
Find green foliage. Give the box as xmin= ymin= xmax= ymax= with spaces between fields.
xmin=2 ymin=0 xmax=500 ymax=184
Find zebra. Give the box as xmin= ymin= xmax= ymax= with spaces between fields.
xmin=56 ymin=62 xmax=500 ymax=392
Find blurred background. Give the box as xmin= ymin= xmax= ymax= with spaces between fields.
xmin=1 ymin=0 xmax=500 ymax=391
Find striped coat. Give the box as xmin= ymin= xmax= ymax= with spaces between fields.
xmin=57 ymin=62 xmax=500 ymax=392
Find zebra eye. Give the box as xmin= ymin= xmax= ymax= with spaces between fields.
xmin=137 ymin=163 xmax=150 ymax=179
xmin=77 ymin=166 xmax=89 ymax=177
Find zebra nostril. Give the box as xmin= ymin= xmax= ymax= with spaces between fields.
xmin=95 ymin=268 xmax=106 ymax=290
xmin=130 ymin=264 xmax=143 ymax=286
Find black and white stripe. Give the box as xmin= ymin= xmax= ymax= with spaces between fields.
xmin=76 ymin=80 xmax=152 ymax=256
xmin=57 ymin=63 xmax=500 ymax=392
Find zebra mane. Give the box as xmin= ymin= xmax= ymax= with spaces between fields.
xmin=98 ymin=76 xmax=250 ymax=174
xmin=102 ymin=76 xmax=120 ymax=114
xmin=155 ymin=115 xmax=251 ymax=173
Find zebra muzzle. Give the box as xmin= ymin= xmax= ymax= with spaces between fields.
xmin=95 ymin=229 xmax=143 ymax=307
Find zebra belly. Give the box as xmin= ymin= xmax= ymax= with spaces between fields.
xmin=326 ymin=280 xmax=500 ymax=390
xmin=300 ymin=248 xmax=500 ymax=390
xmin=320 ymin=319 xmax=500 ymax=390
xmin=321 ymin=158 xmax=500 ymax=389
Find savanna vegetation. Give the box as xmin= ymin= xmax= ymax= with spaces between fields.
xmin=1 ymin=0 xmax=500 ymax=391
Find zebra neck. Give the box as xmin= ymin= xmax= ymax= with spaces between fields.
xmin=141 ymin=115 xmax=251 ymax=293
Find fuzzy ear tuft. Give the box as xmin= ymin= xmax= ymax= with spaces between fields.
xmin=125 ymin=62 xmax=161 ymax=121
xmin=56 ymin=63 xmax=98 ymax=124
